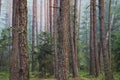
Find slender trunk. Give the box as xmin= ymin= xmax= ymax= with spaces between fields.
xmin=0 ymin=0 xmax=1 ymax=14
xmin=57 ymin=0 xmax=70 ymax=79
xmin=44 ymin=0 xmax=47 ymax=31
xmin=99 ymin=0 xmax=114 ymax=80
xmin=108 ymin=0 xmax=117 ymax=69
xmin=10 ymin=0 xmax=19 ymax=80
xmin=40 ymin=0 xmax=43 ymax=31
xmin=46 ymin=0 xmax=50 ymax=32
xmin=32 ymin=0 xmax=37 ymax=72
xmin=19 ymin=0 xmax=29 ymax=80
xmin=70 ymin=0 xmax=78 ymax=77
xmin=49 ymin=0 xmax=52 ymax=33
xmin=35 ymin=0 xmax=38 ymax=45
xmin=77 ymin=0 xmax=81 ymax=39
xmin=53 ymin=0 xmax=58 ymax=78
xmin=93 ymin=0 xmax=100 ymax=76
xmin=90 ymin=0 xmax=95 ymax=76
xmin=7 ymin=0 xmax=12 ymax=27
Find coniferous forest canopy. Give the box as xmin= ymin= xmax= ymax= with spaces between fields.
xmin=0 ymin=0 xmax=120 ymax=80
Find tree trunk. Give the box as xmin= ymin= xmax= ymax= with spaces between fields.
xmin=93 ymin=0 xmax=100 ymax=76
xmin=0 ymin=0 xmax=1 ymax=14
xmin=35 ymin=0 xmax=38 ymax=45
xmin=90 ymin=0 xmax=95 ymax=76
xmin=77 ymin=0 xmax=81 ymax=39
xmin=57 ymin=0 xmax=70 ymax=79
xmin=44 ymin=0 xmax=47 ymax=31
xmin=10 ymin=0 xmax=19 ymax=80
xmin=99 ymin=0 xmax=114 ymax=80
xmin=19 ymin=0 xmax=29 ymax=80
xmin=49 ymin=0 xmax=52 ymax=33
xmin=32 ymin=0 xmax=37 ymax=72
xmin=40 ymin=0 xmax=43 ymax=31
xmin=7 ymin=0 xmax=12 ymax=27
xmin=53 ymin=0 xmax=58 ymax=78
xmin=70 ymin=0 xmax=78 ymax=77
xmin=108 ymin=0 xmax=117 ymax=69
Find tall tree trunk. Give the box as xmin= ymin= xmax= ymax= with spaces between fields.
xmin=99 ymin=0 xmax=114 ymax=80
xmin=90 ymin=0 xmax=95 ymax=76
xmin=32 ymin=0 xmax=37 ymax=72
xmin=46 ymin=0 xmax=50 ymax=32
xmin=7 ymin=0 xmax=12 ymax=27
xmin=7 ymin=0 xmax=12 ymax=60
xmin=49 ymin=0 xmax=52 ymax=33
xmin=19 ymin=0 xmax=29 ymax=80
xmin=0 ymin=0 xmax=1 ymax=14
xmin=77 ymin=0 xmax=81 ymax=39
xmin=10 ymin=0 xmax=19 ymax=80
xmin=93 ymin=0 xmax=100 ymax=76
xmin=40 ymin=0 xmax=43 ymax=31
xmin=57 ymin=0 xmax=70 ymax=79
xmin=53 ymin=0 xmax=58 ymax=78
xmin=71 ymin=0 xmax=78 ymax=77
xmin=108 ymin=0 xmax=117 ymax=69
xmin=35 ymin=0 xmax=38 ymax=45
xmin=44 ymin=0 xmax=47 ymax=31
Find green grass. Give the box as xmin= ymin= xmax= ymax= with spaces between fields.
xmin=0 ymin=72 xmax=119 ymax=80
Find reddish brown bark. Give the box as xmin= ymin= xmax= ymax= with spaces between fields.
xmin=93 ymin=0 xmax=100 ymax=76
xmin=49 ymin=0 xmax=52 ymax=33
xmin=10 ymin=0 xmax=19 ymax=80
xmin=70 ymin=0 xmax=78 ymax=77
xmin=90 ymin=0 xmax=95 ymax=76
xmin=99 ymin=0 xmax=114 ymax=80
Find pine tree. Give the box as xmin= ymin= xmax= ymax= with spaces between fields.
xmin=19 ymin=0 xmax=29 ymax=79
xmin=99 ymin=0 xmax=114 ymax=80
xmin=10 ymin=0 xmax=19 ymax=80
xmin=90 ymin=0 xmax=95 ymax=76
xmin=57 ymin=0 xmax=70 ymax=79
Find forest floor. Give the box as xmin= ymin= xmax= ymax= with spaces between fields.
xmin=0 ymin=71 xmax=119 ymax=80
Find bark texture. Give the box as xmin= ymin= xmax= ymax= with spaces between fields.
xmin=93 ymin=0 xmax=100 ymax=76
xmin=53 ymin=0 xmax=58 ymax=78
xmin=10 ymin=0 xmax=19 ymax=80
xmin=57 ymin=0 xmax=70 ymax=79
xmin=99 ymin=0 xmax=114 ymax=80
xmin=90 ymin=0 xmax=95 ymax=76
xmin=19 ymin=0 xmax=29 ymax=80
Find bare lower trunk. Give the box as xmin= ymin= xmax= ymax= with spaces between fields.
xmin=19 ymin=0 xmax=29 ymax=80
xmin=10 ymin=0 xmax=19 ymax=80
xmin=53 ymin=0 xmax=58 ymax=78
xmin=90 ymin=0 xmax=95 ymax=76
xmin=99 ymin=0 xmax=114 ymax=80
xmin=57 ymin=0 xmax=70 ymax=80
xmin=93 ymin=0 xmax=100 ymax=76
